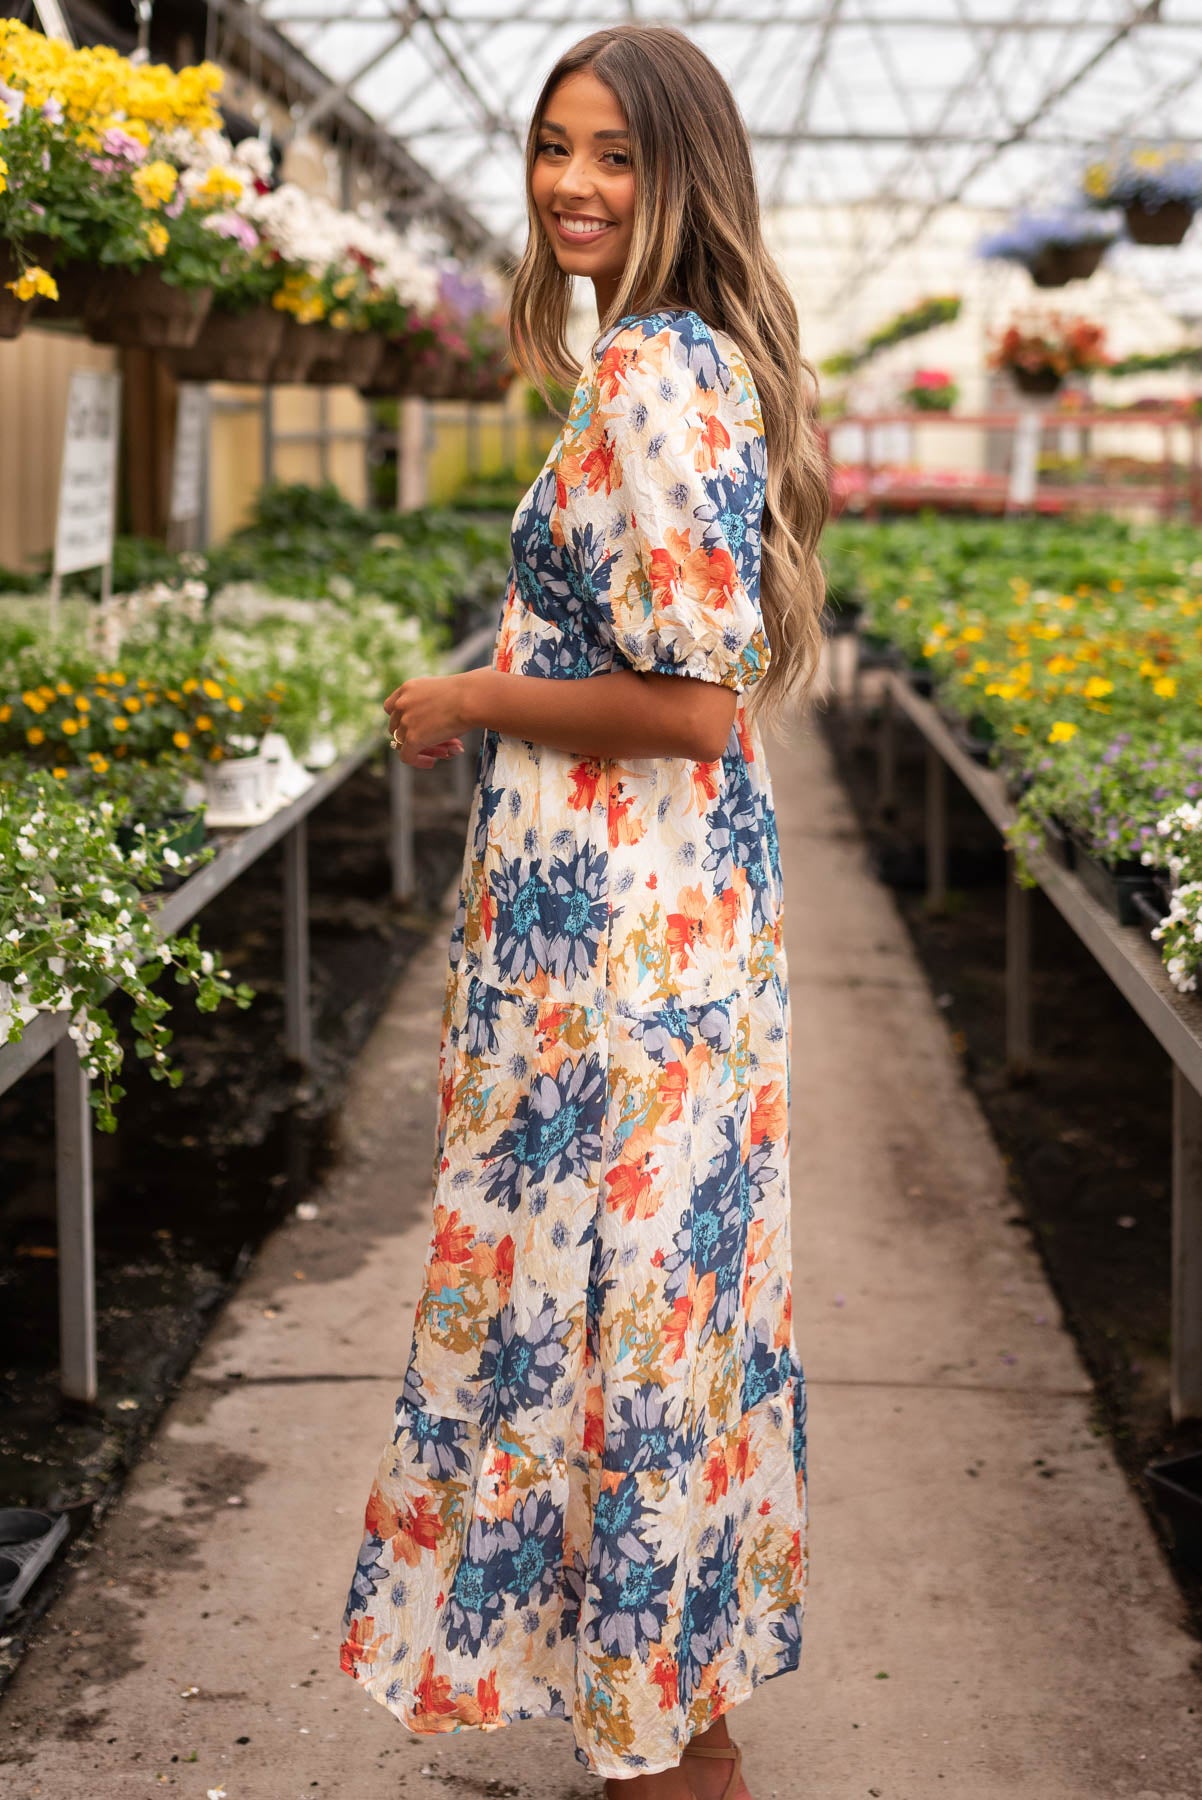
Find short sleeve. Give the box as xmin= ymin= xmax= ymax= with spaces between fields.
xmin=590 ymin=314 xmax=771 ymax=694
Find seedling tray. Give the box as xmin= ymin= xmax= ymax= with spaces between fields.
xmin=0 ymin=1507 xmax=70 ymax=1619
xmin=1146 ymin=1451 xmax=1202 ymax=1576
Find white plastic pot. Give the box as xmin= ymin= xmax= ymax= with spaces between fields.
xmin=203 ymin=751 xmax=268 ymax=817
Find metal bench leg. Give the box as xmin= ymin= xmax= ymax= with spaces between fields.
xmin=876 ymin=678 xmax=896 ymax=816
xmin=389 ymin=753 xmax=415 ymax=904
xmin=283 ymin=818 xmax=312 ymax=1067
xmin=1005 ymin=851 xmax=1032 ymax=1078
xmin=1172 ymin=1065 xmax=1202 ymax=1422
xmin=54 ymin=1036 xmax=97 ymax=1403
xmin=925 ymin=740 xmax=947 ymax=911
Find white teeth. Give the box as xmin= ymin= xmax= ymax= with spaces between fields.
xmin=559 ymin=217 xmax=612 ymax=234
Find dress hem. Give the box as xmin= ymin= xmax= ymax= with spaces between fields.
xmin=343 ymin=1639 xmax=803 ymax=1781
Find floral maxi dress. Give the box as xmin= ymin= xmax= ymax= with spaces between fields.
xmin=338 ymin=306 xmax=808 ymax=1778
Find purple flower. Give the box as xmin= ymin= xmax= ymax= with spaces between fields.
xmin=99 ymin=127 xmax=147 ymax=165
xmin=204 ymin=211 xmax=259 ymax=250
xmin=41 ymin=96 xmax=63 ymax=125
xmin=0 ymin=82 xmax=26 ymax=125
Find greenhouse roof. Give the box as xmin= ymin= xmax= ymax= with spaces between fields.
xmin=244 ymin=0 xmax=1202 ymax=321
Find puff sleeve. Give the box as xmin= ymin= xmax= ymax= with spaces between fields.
xmin=591 ymin=315 xmax=771 ymax=694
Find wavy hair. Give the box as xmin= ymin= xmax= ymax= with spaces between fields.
xmin=508 ymin=22 xmax=830 ymax=723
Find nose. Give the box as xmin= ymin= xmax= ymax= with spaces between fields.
xmin=551 ymin=151 xmax=597 ymax=208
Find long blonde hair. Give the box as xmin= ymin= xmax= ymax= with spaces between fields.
xmin=508 ymin=23 xmax=830 ymax=723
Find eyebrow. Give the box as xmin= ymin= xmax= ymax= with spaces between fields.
xmin=540 ymin=120 xmax=629 ymax=140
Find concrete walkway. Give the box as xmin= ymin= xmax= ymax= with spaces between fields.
xmin=3 ymin=716 xmax=1201 ymax=1800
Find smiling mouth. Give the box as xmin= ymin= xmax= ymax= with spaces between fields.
xmin=554 ymin=213 xmax=617 ymax=238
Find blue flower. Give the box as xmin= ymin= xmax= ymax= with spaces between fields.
xmin=395 ymin=1357 xmax=472 ymax=1480
xmin=483 ymin=1050 xmax=606 ymax=1209
xmin=586 ymin=1474 xmax=678 ymax=1660
xmin=342 ymin=1534 xmax=389 ymax=1621
xmin=496 ymin=1490 xmax=564 ymax=1607
xmin=492 ymin=854 xmax=552 ymax=984
xmin=666 ymin=1113 xmax=751 ymax=1341
xmin=678 ymin=1516 xmax=740 ymax=1703
xmin=443 ymin=1517 xmax=510 ymax=1655
xmin=465 ymin=978 xmax=505 ymax=1059
xmin=473 ymin=1299 xmax=571 ymax=1430
xmin=543 ymin=844 xmax=609 ymax=986
xmin=604 ymin=1386 xmax=698 ymax=1475
xmin=741 ymin=1324 xmax=790 ymax=1415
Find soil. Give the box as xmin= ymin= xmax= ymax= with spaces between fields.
xmin=0 ymin=749 xmax=472 ymax=1691
xmin=822 ymin=678 xmax=1202 ymax=1637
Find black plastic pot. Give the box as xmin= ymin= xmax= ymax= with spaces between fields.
xmin=1146 ymin=1451 xmax=1202 ymax=1574
xmin=0 ymin=1507 xmax=70 ymax=1619
xmin=1042 ymin=818 xmax=1076 ymax=871
xmin=1071 ymin=834 xmax=1161 ymax=925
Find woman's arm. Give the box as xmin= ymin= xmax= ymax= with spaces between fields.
xmin=384 ymin=665 xmax=737 ymax=767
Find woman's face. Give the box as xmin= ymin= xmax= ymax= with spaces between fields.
xmin=531 ymin=69 xmax=636 ymax=308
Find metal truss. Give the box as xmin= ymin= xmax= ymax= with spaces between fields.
xmin=219 ymin=0 xmax=1202 ymax=320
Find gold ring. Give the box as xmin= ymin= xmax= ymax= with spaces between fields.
xmin=389 ymin=727 xmax=406 ymax=750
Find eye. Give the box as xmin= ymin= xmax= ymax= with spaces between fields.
xmin=535 ymin=139 xmax=565 ymax=157
xmin=602 ymin=150 xmax=630 ymax=168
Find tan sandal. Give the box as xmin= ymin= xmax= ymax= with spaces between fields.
xmin=681 ymin=1741 xmax=743 ymax=1800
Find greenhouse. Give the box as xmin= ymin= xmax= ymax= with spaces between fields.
xmin=3 ymin=0 xmax=1202 ymax=1790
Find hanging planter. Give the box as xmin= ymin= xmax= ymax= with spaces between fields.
xmin=1124 ymin=199 xmax=1194 ymax=247
xmin=0 ymin=248 xmax=39 ymax=340
xmin=166 ymin=306 xmax=286 ymax=383
xmin=86 ymin=268 xmax=212 ymax=349
xmin=268 ymin=318 xmax=324 ymax=384
xmin=308 ymin=329 xmax=383 ymax=388
xmin=358 ymin=337 xmax=415 ymax=398
xmin=1083 ymin=150 xmax=1202 ymax=249
xmin=50 ymin=261 xmax=110 ymax=321
xmin=1012 ymin=364 xmax=1064 ymax=397
xmin=978 ymin=212 xmax=1116 ymax=290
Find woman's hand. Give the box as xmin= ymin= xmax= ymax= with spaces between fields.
xmin=384 ymin=673 xmax=470 ymax=769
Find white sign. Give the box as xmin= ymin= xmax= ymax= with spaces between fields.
xmin=53 ymin=370 xmax=120 ymax=576
xmin=170 ymin=384 xmax=208 ymax=524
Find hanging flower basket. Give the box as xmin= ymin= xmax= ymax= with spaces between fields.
xmin=166 ymin=306 xmax=286 ymax=383
xmin=86 ymin=268 xmax=212 ymax=349
xmin=51 ymin=261 xmax=110 ymax=321
xmin=403 ymin=342 xmax=461 ymax=399
xmin=358 ymin=338 xmax=415 ymax=398
xmin=308 ymin=329 xmax=383 ymax=388
xmin=268 ymin=318 xmax=324 ymax=384
xmin=0 ymin=243 xmax=40 ymax=340
xmin=1012 ymin=364 xmax=1063 ymax=396
xmin=1124 ymin=199 xmax=1194 ymax=246
xmin=1029 ymin=240 xmax=1109 ymax=287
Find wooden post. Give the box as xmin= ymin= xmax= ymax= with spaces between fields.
xmin=877 ymin=677 xmax=896 ymax=817
xmin=282 ymin=819 xmax=312 ymax=1067
xmin=54 ymin=1036 xmax=97 ymax=1403
xmin=925 ymin=740 xmax=947 ymax=911
xmin=1171 ymin=1065 xmax=1202 ymax=1422
xmin=1005 ymin=850 xmax=1032 ymax=1079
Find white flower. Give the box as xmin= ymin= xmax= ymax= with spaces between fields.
xmin=200 ymin=950 xmax=215 ymax=975
xmin=162 ymin=848 xmax=181 ymax=868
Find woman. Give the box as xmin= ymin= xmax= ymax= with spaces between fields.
xmin=338 ymin=23 xmax=829 ymax=1798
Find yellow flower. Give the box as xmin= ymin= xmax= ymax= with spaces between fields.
xmin=145 ymin=223 xmax=169 ymax=257
xmin=195 ymin=714 xmax=213 ymax=731
xmin=112 ymin=716 xmax=129 ymax=732
xmin=89 ymin=754 xmax=109 ymax=774
xmin=1082 ymin=676 xmax=1114 ymax=699
xmin=75 ymin=693 xmax=91 ymax=710
xmin=0 ymin=703 xmax=10 ymax=722
xmin=192 ymin=165 xmax=244 ymax=206
xmin=22 ymin=691 xmax=46 ymax=714
xmin=123 ymin=695 xmax=142 ymax=713
xmin=0 ymin=155 xmax=7 ymax=197
xmin=61 ymin=717 xmax=80 ymax=735
xmin=166 ymin=688 xmax=182 ymax=702
xmin=132 ymin=160 xmax=178 ymax=210
xmin=182 ymin=677 xmax=199 ymax=694
xmin=26 ymin=726 xmax=44 ymax=745
xmin=51 ymin=766 xmax=68 ymax=780
xmin=1048 ymin=720 xmax=1078 ymax=743
xmin=1154 ymin=675 xmax=1178 ymax=699
xmin=960 ymin=625 xmax=984 ymax=643
xmin=173 ymin=730 xmax=191 ymax=749
xmin=329 ymin=308 xmax=350 ymax=330
xmin=5 ymin=264 xmax=59 ymax=303
xmin=201 ymin=677 xmax=222 ymax=699
xmin=227 ymin=694 xmax=243 ymax=712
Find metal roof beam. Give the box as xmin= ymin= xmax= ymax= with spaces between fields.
xmin=260 ymin=8 xmax=1202 ymax=27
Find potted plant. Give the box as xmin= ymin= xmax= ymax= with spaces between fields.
xmin=1084 ymin=147 xmax=1202 ymax=247
xmin=978 ymin=212 xmax=1116 ymax=288
xmin=988 ymin=312 xmax=1109 ymax=397
xmin=901 ymin=369 xmax=958 ymax=413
